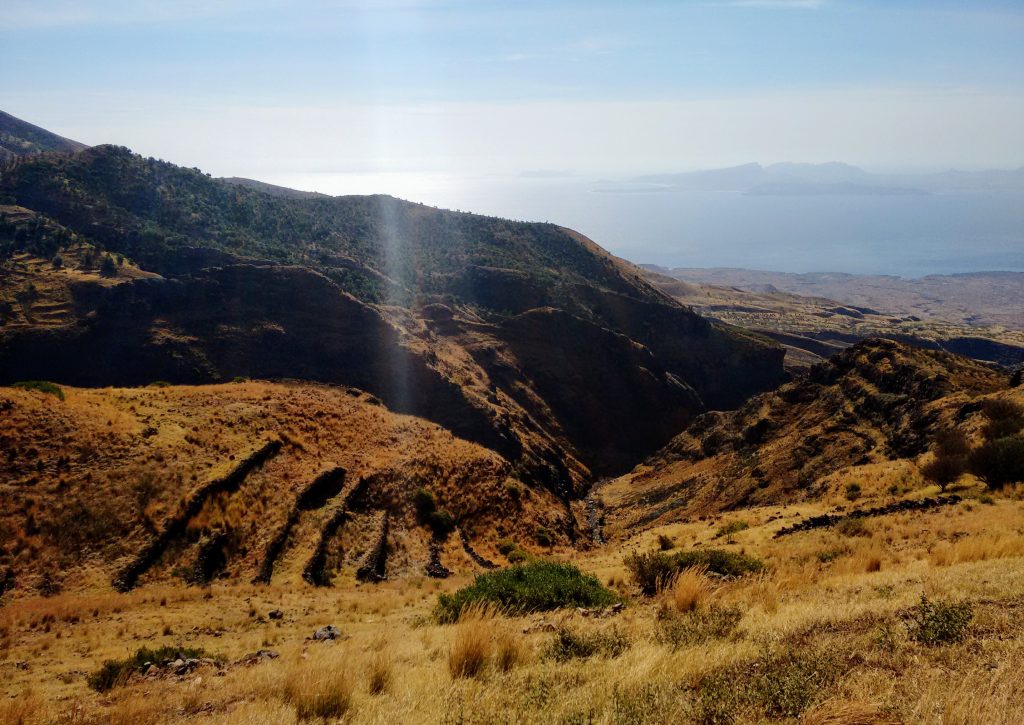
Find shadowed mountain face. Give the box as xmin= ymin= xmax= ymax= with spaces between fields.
xmin=0 ymin=138 xmax=785 ymax=497
xmin=0 ymin=111 xmax=87 ymax=162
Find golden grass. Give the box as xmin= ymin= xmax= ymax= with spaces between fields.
xmin=666 ymin=566 xmax=714 ymax=613
xmin=1 ymin=492 xmax=1023 ymax=723
xmin=281 ymin=650 xmax=354 ymax=721
xmin=448 ymin=603 xmax=495 ymax=679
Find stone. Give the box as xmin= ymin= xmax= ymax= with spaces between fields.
xmin=312 ymin=625 xmax=341 ymax=641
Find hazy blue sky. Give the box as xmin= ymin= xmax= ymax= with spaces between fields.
xmin=3 ymin=0 xmax=1024 ymax=183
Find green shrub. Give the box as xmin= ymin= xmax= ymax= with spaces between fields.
xmin=815 ymin=547 xmax=848 ymax=564
xmin=906 ymin=594 xmax=972 ymax=646
xmin=543 ymin=625 xmax=630 ymax=662
xmin=535 ymin=526 xmax=553 ymax=548
xmin=496 ymin=538 xmax=516 ymax=556
xmin=844 ymin=483 xmax=861 ymax=501
xmin=88 ymin=645 xmax=212 ymax=692
xmin=427 ymin=509 xmax=455 ymax=538
xmin=624 ymin=549 xmax=764 ymax=596
xmin=697 ymin=647 xmax=842 ymax=722
xmin=412 ymin=488 xmax=436 ymax=517
xmin=10 ymin=381 xmax=64 ymax=400
xmin=657 ymin=534 xmax=675 ymax=551
xmin=504 ymin=480 xmax=523 ymax=501
xmin=434 ymin=560 xmax=617 ymax=623
xmin=714 ymin=521 xmax=749 ymax=539
xmin=655 ymin=605 xmax=742 ymax=650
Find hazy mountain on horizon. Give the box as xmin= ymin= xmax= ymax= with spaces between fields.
xmin=634 ymin=161 xmax=1024 ymax=196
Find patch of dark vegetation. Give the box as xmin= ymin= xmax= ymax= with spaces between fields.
xmin=904 ymin=594 xmax=972 ymax=646
xmin=10 ymin=380 xmax=63 ymax=400
xmin=412 ymin=487 xmax=456 ymax=539
xmin=696 ymin=646 xmax=844 ymax=723
xmin=185 ymin=532 xmax=229 ymax=585
xmin=969 ymin=436 xmax=1024 ymax=490
xmin=543 ymin=625 xmax=631 ymax=662
xmin=435 ymin=560 xmax=617 ymax=623
xmin=654 ymin=605 xmax=743 ymax=650
xmin=356 ymin=511 xmax=389 ymax=582
xmin=113 ymin=439 xmax=282 ymax=591
xmin=459 ymin=528 xmax=498 ymax=569
xmin=624 ymin=549 xmax=765 ymax=596
xmin=714 ymin=521 xmax=749 ymax=539
xmin=255 ymin=467 xmax=346 ymax=584
xmin=774 ymin=495 xmax=962 ymax=538
xmin=88 ymin=646 xmax=215 ymax=692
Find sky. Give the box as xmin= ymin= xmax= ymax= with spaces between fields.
xmin=2 ymin=0 xmax=1024 ymax=186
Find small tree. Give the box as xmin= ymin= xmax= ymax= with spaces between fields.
xmin=968 ymin=437 xmax=1024 ymax=490
xmin=99 ymin=254 xmax=118 ymax=277
xmin=922 ymin=429 xmax=970 ymax=492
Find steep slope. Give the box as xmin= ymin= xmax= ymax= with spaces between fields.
xmin=602 ymin=339 xmax=1013 ymax=534
xmin=0 ymin=381 xmax=568 ymax=593
xmin=0 ymin=110 xmax=87 ymax=161
xmin=0 ymin=144 xmax=786 ymax=494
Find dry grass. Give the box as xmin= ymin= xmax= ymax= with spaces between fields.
xmin=281 ymin=651 xmax=354 ymax=721
xmin=366 ymin=646 xmax=393 ymax=696
xmin=666 ymin=566 xmax=714 ymax=612
xmin=1 ymin=479 xmax=1023 ymax=723
xmin=448 ymin=603 xmax=495 ymax=679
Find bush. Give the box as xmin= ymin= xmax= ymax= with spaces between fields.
xmin=844 ymin=483 xmax=861 ymax=501
xmin=697 ymin=647 xmax=842 ymax=722
xmin=905 ymin=594 xmax=972 ymax=646
xmin=543 ymin=625 xmax=630 ymax=662
xmin=980 ymin=399 xmax=1024 ymax=440
xmin=535 ymin=526 xmax=553 ymax=548
xmin=88 ymin=646 xmax=212 ymax=692
xmin=657 ymin=533 xmax=675 ymax=550
xmin=10 ymin=381 xmax=64 ymax=401
xmin=655 ymin=605 xmax=742 ymax=650
xmin=427 ymin=509 xmax=455 ymax=538
xmin=283 ymin=666 xmax=353 ymax=720
xmin=968 ymin=436 xmax=1024 ymax=489
xmin=714 ymin=520 xmax=749 ymax=539
xmin=412 ymin=488 xmax=436 ymax=517
xmin=435 ymin=560 xmax=617 ymax=623
xmin=923 ymin=429 xmax=970 ymax=491
xmin=836 ymin=517 xmax=870 ymax=537
xmin=448 ymin=607 xmax=493 ymax=678
xmin=624 ymin=549 xmax=765 ymax=596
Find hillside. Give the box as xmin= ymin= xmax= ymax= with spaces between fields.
xmin=600 ymin=339 xmax=1019 ymax=535
xmin=0 ymin=111 xmax=86 ymax=162
xmin=0 ymin=380 xmax=568 ymax=595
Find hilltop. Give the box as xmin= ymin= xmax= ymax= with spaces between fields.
xmin=0 ymin=110 xmax=86 ymax=162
